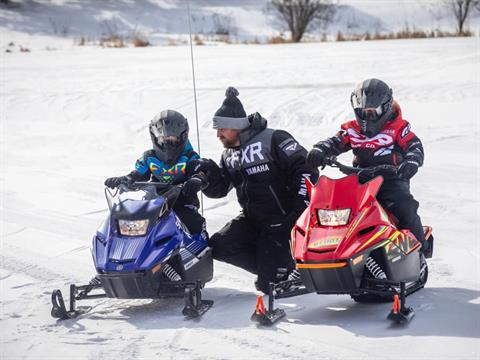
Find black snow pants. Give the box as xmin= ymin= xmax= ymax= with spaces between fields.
xmin=376 ymin=179 xmax=426 ymax=250
xmin=208 ymin=213 xmax=295 ymax=293
xmin=174 ymin=203 xmax=206 ymax=236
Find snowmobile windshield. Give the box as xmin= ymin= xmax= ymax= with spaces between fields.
xmin=106 ymin=185 xmax=159 ymax=210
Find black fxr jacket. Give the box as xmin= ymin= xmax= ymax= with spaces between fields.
xmin=200 ymin=113 xmax=318 ymax=224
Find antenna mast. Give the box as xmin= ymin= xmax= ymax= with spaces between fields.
xmin=186 ymin=0 xmax=204 ymax=215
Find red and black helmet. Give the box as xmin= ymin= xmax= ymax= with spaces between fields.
xmin=350 ymin=78 xmax=394 ymax=138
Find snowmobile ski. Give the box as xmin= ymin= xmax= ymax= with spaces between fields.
xmin=182 ymin=281 xmax=214 ymax=320
xmin=387 ymin=282 xmax=415 ymax=323
xmin=251 ymin=283 xmax=286 ymax=326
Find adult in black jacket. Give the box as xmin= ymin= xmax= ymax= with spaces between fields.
xmin=194 ymin=87 xmax=318 ymax=293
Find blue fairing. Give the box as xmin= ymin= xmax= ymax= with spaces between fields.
xmin=92 ymin=195 xmax=208 ymax=273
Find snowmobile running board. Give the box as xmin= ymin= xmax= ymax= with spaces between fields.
xmin=51 ymin=278 xmax=213 ymax=321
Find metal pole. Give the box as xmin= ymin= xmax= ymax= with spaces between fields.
xmin=186 ymin=0 xmax=203 ymax=216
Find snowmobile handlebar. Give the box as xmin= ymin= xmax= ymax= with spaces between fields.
xmin=325 ymin=156 xmax=399 ymax=179
xmin=131 ymin=182 xmax=183 ymax=208
xmin=325 ymin=157 xmax=361 ymax=175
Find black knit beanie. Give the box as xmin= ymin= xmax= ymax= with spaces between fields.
xmin=212 ymin=87 xmax=250 ymax=130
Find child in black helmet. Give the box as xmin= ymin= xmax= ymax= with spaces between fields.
xmin=306 ymin=79 xmax=430 ymax=256
xmin=105 ymin=109 xmax=207 ymax=236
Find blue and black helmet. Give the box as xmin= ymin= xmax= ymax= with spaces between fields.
xmin=149 ymin=110 xmax=189 ymax=166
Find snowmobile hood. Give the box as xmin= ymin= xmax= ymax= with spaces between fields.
xmin=239 ymin=112 xmax=267 ymax=145
xmin=309 ymin=174 xmax=383 ymax=214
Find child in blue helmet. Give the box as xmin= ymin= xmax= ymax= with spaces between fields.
xmin=105 ymin=110 xmax=207 ymax=236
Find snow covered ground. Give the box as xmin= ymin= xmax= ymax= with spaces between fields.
xmin=2 ymin=32 xmax=480 ymax=359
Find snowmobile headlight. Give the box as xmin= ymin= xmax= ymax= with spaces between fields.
xmin=316 ymin=209 xmax=350 ymax=226
xmin=118 ymin=219 xmax=149 ymax=236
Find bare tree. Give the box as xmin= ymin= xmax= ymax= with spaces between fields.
xmin=448 ymin=0 xmax=479 ymax=34
xmin=268 ymin=0 xmax=336 ymax=42
xmin=212 ymin=12 xmax=236 ymax=36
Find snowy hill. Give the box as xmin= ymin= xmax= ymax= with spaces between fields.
xmin=1 ymin=0 xmax=479 ymax=51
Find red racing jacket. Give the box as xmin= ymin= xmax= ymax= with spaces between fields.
xmin=313 ymin=102 xmax=424 ymax=169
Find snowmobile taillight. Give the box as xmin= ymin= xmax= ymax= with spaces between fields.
xmin=316 ymin=208 xmax=351 ymax=226
xmin=118 ymin=219 xmax=149 ymax=236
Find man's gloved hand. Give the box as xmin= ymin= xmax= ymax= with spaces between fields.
xmin=306 ymin=148 xmax=327 ymax=169
xmin=104 ymin=176 xmax=132 ymax=189
xmin=191 ymin=158 xmax=217 ymax=176
xmin=182 ymin=175 xmax=208 ymax=197
xmin=398 ymin=160 xmax=419 ymax=180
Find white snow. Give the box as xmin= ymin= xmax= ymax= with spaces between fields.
xmin=1 ymin=2 xmax=480 ymax=360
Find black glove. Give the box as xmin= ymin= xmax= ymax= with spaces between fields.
xmin=398 ymin=160 xmax=419 ymax=180
xmin=104 ymin=176 xmax=132 ymax=189
xmin=182 ymin=176 xmax=207 ymax=197
xmin=357 ymin=168 xmax=376 ymax=184
xmin=191 ymin=158 xmax=217 ymax=175
xmin=306 ymin=148 xmax=327 ymax=169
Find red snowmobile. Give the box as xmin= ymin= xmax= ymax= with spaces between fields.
xmin=252 ymin=156 xmax=433 ymax=326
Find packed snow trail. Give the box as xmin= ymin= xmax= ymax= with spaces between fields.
xmin=2 ymin=37 xmax=479 ymax=359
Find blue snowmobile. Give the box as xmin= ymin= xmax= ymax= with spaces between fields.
xmin=51 ymin=182 xmax=214 ymax=320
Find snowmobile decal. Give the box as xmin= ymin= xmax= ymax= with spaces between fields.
xmin=308 ymin=236 xmax=342 ymax=249
xmin=357 ymin=225 xmax=388 ymax=252
xmin=345 ymin=207 xmax=368 ymax=239
xmin=110 ymin=236 xmax=145 ymax=261
xmin=386 ymin=231 xmax=420 ymax=255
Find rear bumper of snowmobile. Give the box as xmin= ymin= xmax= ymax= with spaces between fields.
xmin=99 ymin=247 xmax=213 ymax=299
xmin=297 ymin=260 xmax=362 ymax=294
xmin=98 ymin=270 xmax=203 ymax=298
